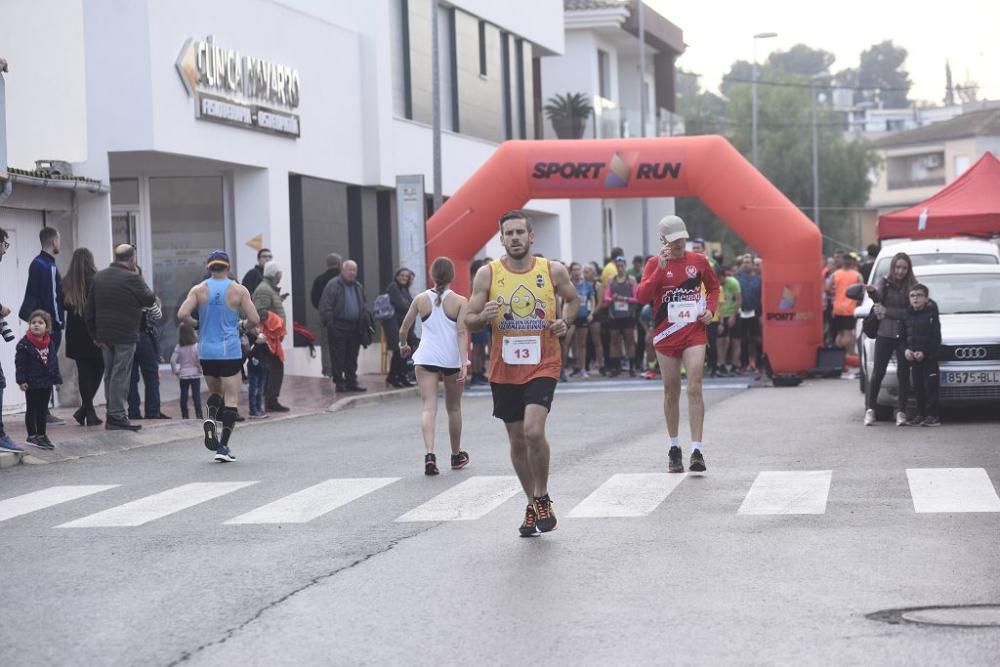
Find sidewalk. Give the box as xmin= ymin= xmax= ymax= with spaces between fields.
xmin=0 ymin=373 xmax=413 ymax=469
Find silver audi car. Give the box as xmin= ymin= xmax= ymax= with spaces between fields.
xmin=855 ymin=262 xmax=1000 ymax=418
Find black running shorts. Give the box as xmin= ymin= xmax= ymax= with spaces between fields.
xmin=416 ymin=364 xmax=459 ymax=376
xmin=490 ymin=377 xmax=557 ymax=423
xmin=201 ymin=359 xmax=243 ymax=378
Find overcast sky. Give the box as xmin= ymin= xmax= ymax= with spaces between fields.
xmin=650 ymin=0 xmax=998 ymax=105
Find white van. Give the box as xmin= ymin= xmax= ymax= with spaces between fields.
xmin=853 ymin=238 xmax=1000 ymax=417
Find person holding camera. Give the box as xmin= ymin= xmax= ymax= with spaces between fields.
xmin=0 ymin=229 xmax=25 ymax=453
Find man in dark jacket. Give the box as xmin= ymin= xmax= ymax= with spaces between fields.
xmin=86 ymin=244 xmax=156 ymax=431
xmin=901 ymin=283 xmax=942 ymax=426
xmin=318 ymin=259 xmax=368 ymax=393
xmin=241 ymin=248 xmax=273 ymax=297
xmin=19 ymin=227 xmax=65 ymax=425
xmin=311 ymin=253 xmax=342 ymax=378
xmin=20 ymin=227 xmax=65 ymax=348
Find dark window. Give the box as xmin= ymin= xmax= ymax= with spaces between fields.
xmin=478 ymin=20 xmax=487 ymax=76
xmin=377 ymin=190 xmax=394 ymax=290
xmin=400 ymin=0 xmax=412 ymax=119
xmin=598 ymin=49 xmax=610 ymax=99
xmin=515 ymin=38 xmax=526 ymax=139
xmin=501 ymin=32 xmax=512 ymax=140
xmin=447 ymin=6 xmax=459 ymax=132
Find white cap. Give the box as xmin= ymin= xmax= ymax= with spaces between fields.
xmin=658 ymin=215 xmax=689 ymax=243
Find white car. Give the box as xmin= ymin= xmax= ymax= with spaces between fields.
xmin=854 ymin=237 xmax=999 ymax=403
xmin=855 ymin=262 xmax=1000 ymax=418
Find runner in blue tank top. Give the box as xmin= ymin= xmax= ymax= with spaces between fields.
xmin=177 ymin=251 xmax=259 ymax=462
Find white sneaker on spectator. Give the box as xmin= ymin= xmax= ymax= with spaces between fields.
xmin=895 ymin=411 xmax=907 ymax=427
xmin=863 ymin=409 xmax=876 ymax=426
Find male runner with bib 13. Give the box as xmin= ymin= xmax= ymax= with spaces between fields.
xmin=636 ymin=216 xmax=720 ymax=474
xmin=466 ymin=210 xmax=579 ymax=537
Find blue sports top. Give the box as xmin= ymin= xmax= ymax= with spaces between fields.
xmin=198 ymin=277 xmax=242 ymax=360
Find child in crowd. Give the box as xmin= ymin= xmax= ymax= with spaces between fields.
xmin=170 ymin=322 xmax=203 ymax=419
xmin=901 ymin=283 xmax=942 ymax=426
xmin=247 ymin=332 xmax=270 ymax=419
xmin=15 ymin=310 xmax=62 ymax=450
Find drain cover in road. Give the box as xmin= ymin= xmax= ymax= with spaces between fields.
xmin=868 ymin=604 xmax=1000 ymax=627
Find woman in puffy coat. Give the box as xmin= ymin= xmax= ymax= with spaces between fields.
xmin=384 ymin=267 xmax=417 ymax=387
xmin=864 ymin=251 xmax=917 ymax=426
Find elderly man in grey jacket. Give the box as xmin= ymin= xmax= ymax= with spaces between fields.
xmin=253 ymin=260 xmax=289 ymax=412
xmin=318 ymin=259 xmax=368 ymax=393
xmin=86 ymin=244 xmax=156 ymax=431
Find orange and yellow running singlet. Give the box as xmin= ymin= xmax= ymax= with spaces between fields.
xmin=488 ymin=257 xmax=562 ymax=384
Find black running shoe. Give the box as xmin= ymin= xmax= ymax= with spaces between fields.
xmin=532 ymin=494 xmax=557 ymax=533
xmin=450 ymin=451 xmax=470 ymax=470
xmin=689 ymin=448 xmax=706 ymax=472
xmin=921 ymin=416 xmax=942 ymax=427
xmin=519 ymin=503 xmax=539 ymax=537
xmin=668 ymin=446 xmax=684 ymax=473
xmin=425 ymin=453 xmax=439 ymax=475
xmin=203 ymin=419 xmax=219 ymax=451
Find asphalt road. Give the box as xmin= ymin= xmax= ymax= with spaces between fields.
xmin=1 ymin=378 xmax=998 ymax=666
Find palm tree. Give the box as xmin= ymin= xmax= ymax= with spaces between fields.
xmin=544 ymin=92 xmax=593 ymax=139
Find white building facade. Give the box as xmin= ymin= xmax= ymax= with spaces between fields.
xmin=540 ymin=0 xmax=684 ymax=264
xmin=0 ymin=0 xmax=570 ymax=407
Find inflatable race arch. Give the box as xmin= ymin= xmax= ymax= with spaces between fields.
xmin=425 ymin=135 xmax=822 ymax=377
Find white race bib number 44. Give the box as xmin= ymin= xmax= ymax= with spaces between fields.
xmin=668 ymin=300 xmax=699 ymax=324
xmin=502 ymin=335 xmax=541 ymax=365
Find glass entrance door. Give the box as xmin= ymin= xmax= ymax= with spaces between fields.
xmin=149 ymin=176 xmax=226 ymax=357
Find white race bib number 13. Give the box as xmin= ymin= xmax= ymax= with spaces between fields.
xmin=502 ymin=335 xmax=541 ymax=365
xmin=668 ymin=300 xmax=699 ymax=324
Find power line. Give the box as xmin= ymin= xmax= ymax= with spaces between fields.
xmin=721 ymin=76 xmax=911 ymax=92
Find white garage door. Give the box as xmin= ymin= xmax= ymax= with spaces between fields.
xmin=0 ymin=207 xmax=45 ymax=413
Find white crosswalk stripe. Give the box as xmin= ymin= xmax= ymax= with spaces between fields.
xmin=906 ymin=468 xmax=1000 ymax=513
xmin=0 ymin=485 xmax=119 ymax=523
xmin=57 ymin=482 xmax=257 ymax=527
xmin=396 ymin=476 xmax=522 ymax=522
xmin=7 ymin=469 xmax=1000 ymax=530
xmin=738 ymin=471 xmax=832 ymax=515
xmin=567 ymin=473 xmax=687 ymax=518
xmin=225 ymin=478 xmax=400 ymax=524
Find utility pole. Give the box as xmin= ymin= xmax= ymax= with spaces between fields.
xmin=638 ymin=1 xmax=649 ymax=255
xmin=751 ymin=32 xmax=777 ymax=168
xmin=430 ymin=0 xmax=442 ymax=213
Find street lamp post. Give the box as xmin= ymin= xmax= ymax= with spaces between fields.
xmin=751 ymin=32 xmax=777 ymax=168
xmin=810 ymin=72 xmax=829 ymax=227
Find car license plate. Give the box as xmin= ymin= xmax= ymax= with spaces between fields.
xmin=941 ymin=370 xmax=1000 ymax=385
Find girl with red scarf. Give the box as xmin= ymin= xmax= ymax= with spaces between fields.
xmin=15 ymin=310 xmax=63 ymax=450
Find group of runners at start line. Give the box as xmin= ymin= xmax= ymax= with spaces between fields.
xmin=178 ymin=212 xmax=718 ymax=537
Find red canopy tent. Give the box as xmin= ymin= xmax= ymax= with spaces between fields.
xmin=877 ymin=151 xmax=1000 ymax=240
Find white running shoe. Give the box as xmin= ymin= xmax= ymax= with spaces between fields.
xmin=895 ymin=411 xmax=907 ymax=427
xmin=863 ymin=409 xmax=876 ymax=426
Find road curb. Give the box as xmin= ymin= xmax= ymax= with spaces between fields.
xmin=0 ymin=387 xmax=420 ymax=470
xmin=326 ymin=386 xmax=418 ymax=412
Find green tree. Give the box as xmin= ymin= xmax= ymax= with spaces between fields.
xmin=767 ymin=44 xmax=835 ymax=77
xmin=675 ymin=58 xmax=877 ymax=258
xmin=838 ymin=40 xmax=912 ymax=107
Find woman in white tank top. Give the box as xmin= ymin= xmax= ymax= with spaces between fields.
xmin=399 ymin=257 xmax=471 ymax=476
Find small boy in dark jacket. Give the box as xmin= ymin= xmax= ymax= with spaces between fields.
xmin=901 ymin=284 xmax=941 ymax=426
xmin=15 ymin=310 xmax=63 ymax=449
xmin=247 ymin=332 xmax=270 ymax=419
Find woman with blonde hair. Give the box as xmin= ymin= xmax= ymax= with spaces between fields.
xmin=62 ymin=247 xmax=104 ymax=426
xmin=399 ymin=257 xmax=470 ymax=475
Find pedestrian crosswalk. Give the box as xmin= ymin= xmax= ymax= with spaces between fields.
xmin=738 ymin=471 xmax=832 ymax=515
xmin=1 ymin=468 xmax=998 ymax=529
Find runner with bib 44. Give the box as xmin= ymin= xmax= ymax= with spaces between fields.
xmin=636 ymin=215 xmax=720 ymax=474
